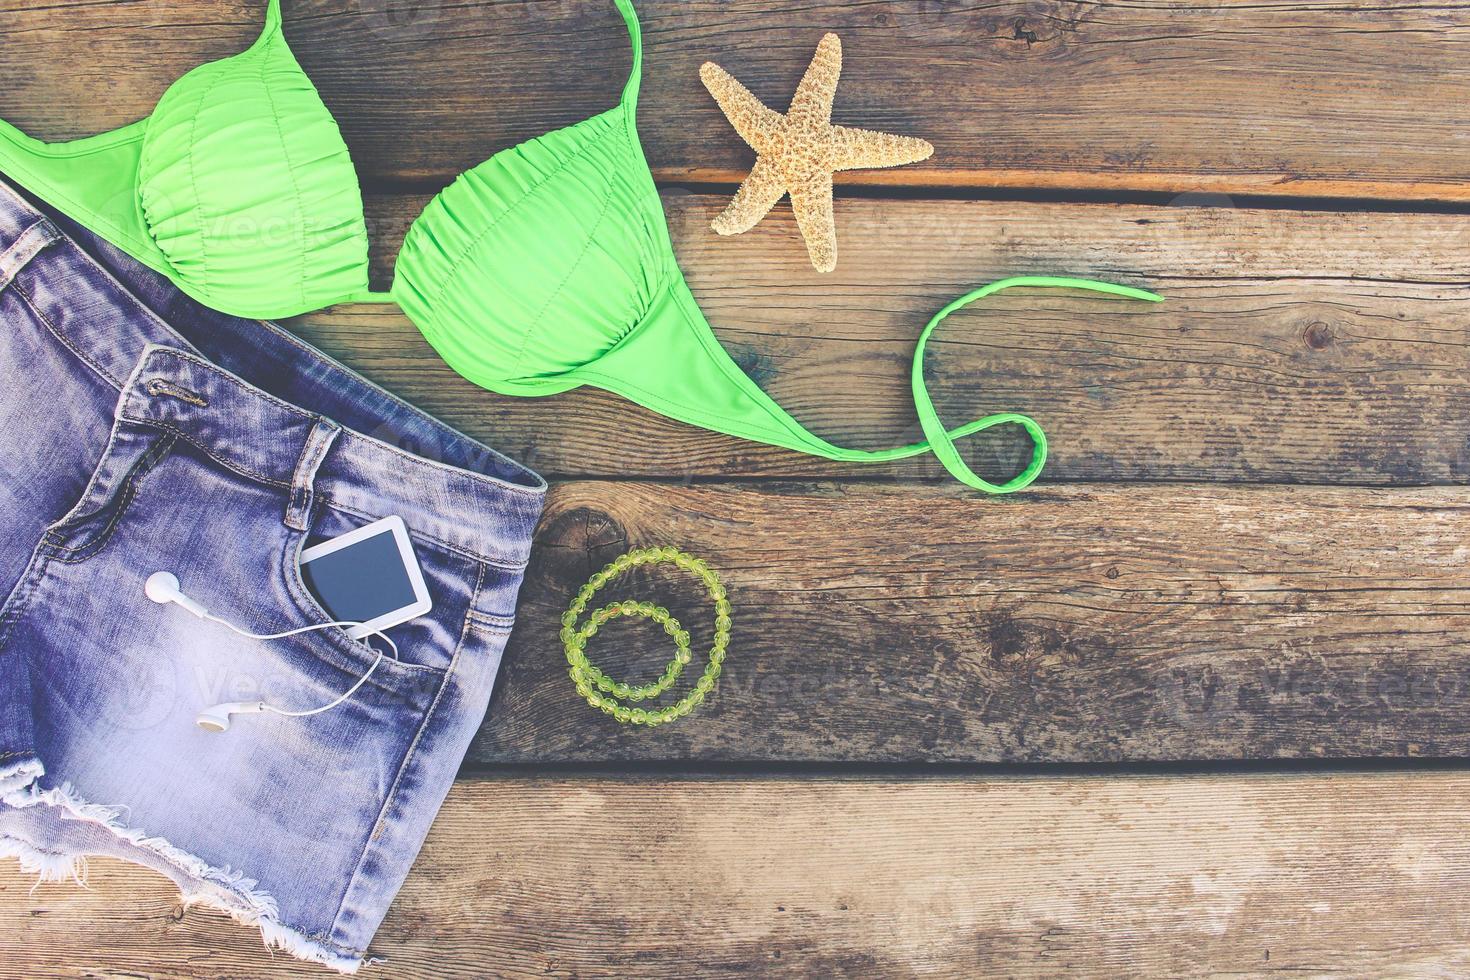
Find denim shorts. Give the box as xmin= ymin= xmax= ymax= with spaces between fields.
xmin=0 ymin=174 xmax=545 ymax=971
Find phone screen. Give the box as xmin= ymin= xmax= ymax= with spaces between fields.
xmin=300 ymin=526 xmax=418 ymax=624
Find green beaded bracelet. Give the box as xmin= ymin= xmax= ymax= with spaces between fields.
xmin=560 ymin=546 xmax=731 ymax=726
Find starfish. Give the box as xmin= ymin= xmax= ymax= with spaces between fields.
xmin=700 ymin=33 xmax=934 ymax=273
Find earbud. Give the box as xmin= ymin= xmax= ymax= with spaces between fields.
xmin=145 ymin=571 xmax=209 ymax=618
xmin=195 ymin=701 xmax=266 ymax=733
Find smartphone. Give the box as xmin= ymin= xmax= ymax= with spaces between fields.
xmin=299 ymin=515 xmax=432 ymax=638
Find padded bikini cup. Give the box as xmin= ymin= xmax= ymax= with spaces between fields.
xmin=137 ymin=22 xmax=369 ymax=313
xmin=394 ymin=106 xmax=668 ymax=396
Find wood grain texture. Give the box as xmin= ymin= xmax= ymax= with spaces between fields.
xmin=4 ymin=1 xmax=1470 ymax=199
xmin=474 ymin=481 xmax=1470 ymax=764
xmin=287 ymin=193 xmax=1470 ymax=485
xmin=4 ymin=2 xmax=1468 ymax=976
xmin=8 ymin=772 xmax=1470 ymax=977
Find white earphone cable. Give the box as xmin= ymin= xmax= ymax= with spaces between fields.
xmin=200 ymin=612 xmax=400 ymax=719
xmin=144 ymin=571 xmax=415 ymax=729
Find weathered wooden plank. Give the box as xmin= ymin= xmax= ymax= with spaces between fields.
xmin=288 ymin=193 xmax=1470 ymax=485
xmin=5 ymin=1 xmax=1470 ymax=199
xmin=476 ymin=481 xmax=1470 ymax=764
xmin=8 ymin=772 xmax=1470 ymax=976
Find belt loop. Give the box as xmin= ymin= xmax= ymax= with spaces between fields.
xmin=286 ymin=419 xmax=342 ymax=531
xmin=0 ymin=219 xmax=60 ymax=293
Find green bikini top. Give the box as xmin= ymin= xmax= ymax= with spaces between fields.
xmin=0 ymin=0 xmax=1160 ymax=493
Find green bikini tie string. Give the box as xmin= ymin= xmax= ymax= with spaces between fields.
xmin=911 ymin=276 xmax=1165 ymax=494
xmin=561 ymin=547 xmax=731 ymax=726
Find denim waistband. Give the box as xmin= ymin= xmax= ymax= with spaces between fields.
xmin=0 ymin=174 xmax=546 ymax=569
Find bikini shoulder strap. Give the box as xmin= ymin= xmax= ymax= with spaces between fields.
xmin=614 ymin=0 xmax=643 ymax=111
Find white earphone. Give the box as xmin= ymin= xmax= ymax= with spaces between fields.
xmin=144 ymin=571 xmax=209 ymax=617
xmin=144 ymin=571 xmax=398 ymax=733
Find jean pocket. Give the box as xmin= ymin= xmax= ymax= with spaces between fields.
xmin=279 ymin=525 xmax=456 ymax=682
xmin=282 ymin=503 xmax=491 ymax=679
xmin=277 ymin=523 xmax=450 ymax=693
xmin=42 ymin=424 xmax=178 ymax=563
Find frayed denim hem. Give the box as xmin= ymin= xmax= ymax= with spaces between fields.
xmin=0 ymin=769 xmax=375 ymax=974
